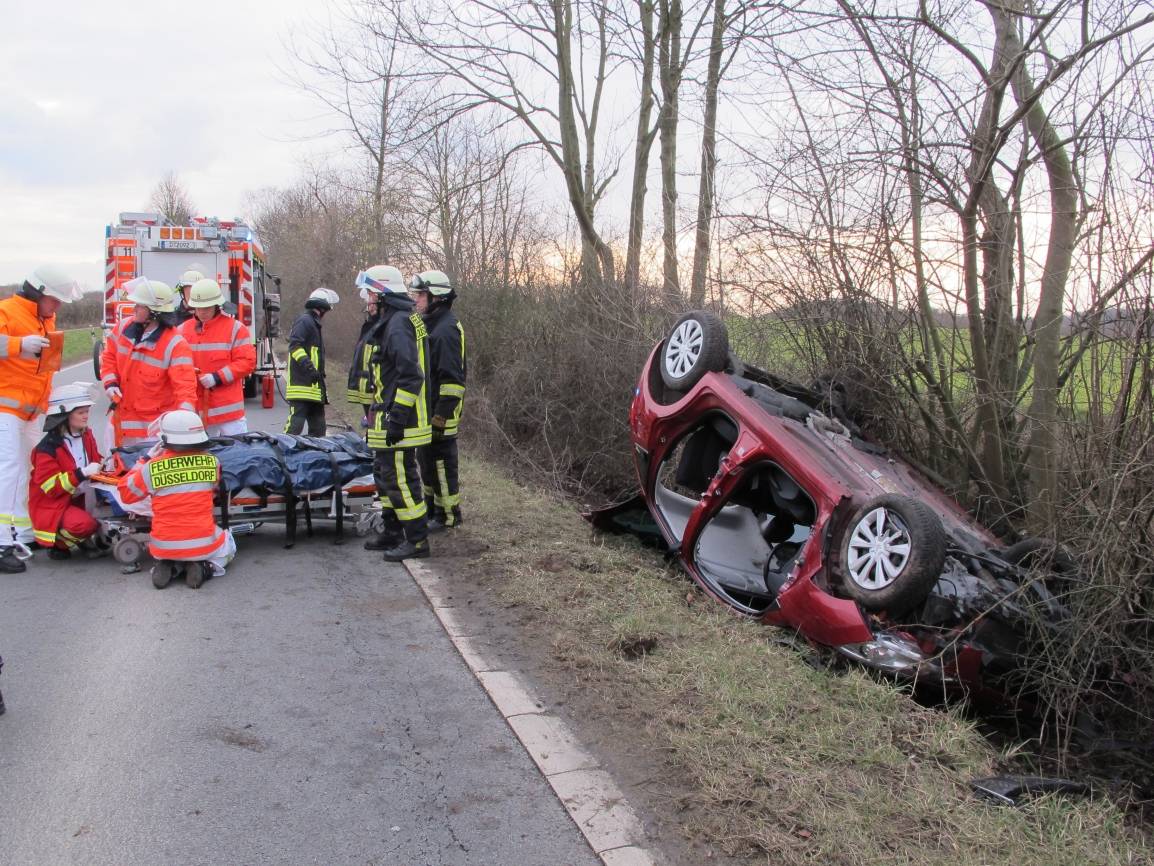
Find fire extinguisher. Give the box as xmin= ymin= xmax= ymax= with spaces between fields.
xmin=261 ymin=374 xmax=275 ymax=409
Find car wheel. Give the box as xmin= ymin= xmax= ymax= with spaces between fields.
xmin=839 ymin=495 xmax=947 ymax=614
xmin=660 ymin=310 xmax=729 ymax=391
xmin=92 ymin=340 xmax=103 ymax=380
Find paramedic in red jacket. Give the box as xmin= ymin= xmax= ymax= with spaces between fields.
xmin=117 ymin=410 xmax=235 ymax=587
xmin=29 ymin=383 xmax=104 ymax=559
xmin=100 ymin=278 xmax=198 ymax=445
xmin=178 ymin=278 xmax=256 ymax=436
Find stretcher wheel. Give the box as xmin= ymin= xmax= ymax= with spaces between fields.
xmin=186 ymin=562 xmax=210 ymax=590
xmin=113 ymin=536 xmax=143 ymax=565
xmin=152 ymin=562 xmax=175 ymax=590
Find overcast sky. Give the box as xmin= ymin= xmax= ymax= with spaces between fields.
xmin=0 ymin=0 xmax=335 ymax=289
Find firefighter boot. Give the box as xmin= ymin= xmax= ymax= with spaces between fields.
xmin=0 ymin=685 xmax=5 ymax=716
xmin=381 ymin=538 xmax=430 ymax=562
xmin=0 ymin=547 xmax=27 ymax=574
xmin=428 ymin=509 xmax=463 ymax=533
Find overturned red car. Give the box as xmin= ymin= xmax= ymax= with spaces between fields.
xmin=604 ymin=310 xmax=1070 ymax=702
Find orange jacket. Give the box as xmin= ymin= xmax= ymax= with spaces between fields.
xmin=101 ymin=321 xmax=198 ymax=442
xmin=118 ymin=447 xmax=227 ymax=561
xmin=29 ymin=428 xmax=102 ymax=547
xmin=178 ymin=313 xmax=255 ymax=426
xmin=0 ymin=295 xmax=57 ymax=420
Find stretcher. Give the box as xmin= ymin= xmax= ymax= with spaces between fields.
xmin=86 ymin=432 xmax=386 ymax=566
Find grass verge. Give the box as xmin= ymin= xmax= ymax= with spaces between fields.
xmin=62 ymin=328 xmax=97 ymax=366
xmin=456 ymin=454 xmax=1152 ymax=866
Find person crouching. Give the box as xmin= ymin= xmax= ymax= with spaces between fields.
xmin=118 ymin=410 xmax=235 ymax=589
xmin=29 ymin=384 xmax=105 ymax=560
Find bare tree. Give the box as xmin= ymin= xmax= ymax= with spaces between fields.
xmin=148 ymin=171 xmax=196 ymax=224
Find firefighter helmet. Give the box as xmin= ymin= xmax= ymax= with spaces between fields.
xmin=44 ymin=383 xmax=96 ymax=429
xmin=176 ymin=268 xmax=206 ymax=289
xmin=408 ymin=270 xmax=454 ymax=297
xmin=306 ymin=288 xmax=340 ymax=311
xmin=23 ymin=264 xmax=85 ymax=303
xmin=157 ymin=409 xmax=209 ymax=445
xmin=188 ymin=278 xmax=226 ymax=308
xmin=355 ymin=265 xmax=405 ymax=299
xmin=124 ymin=277 xmax=176 ymax=313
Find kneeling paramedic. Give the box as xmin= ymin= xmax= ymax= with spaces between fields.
xmin=118 ymin=410 xmax=235 ymax=587
xmin=179 ymin=278 xmax=256 ymax=436
xmin=357 ymin=266 xmax=432 ymax=561
xmin=0 ymin=264 xmax=84 ymax=572
xmin=29 ymin=384 xmax=105 ymax=559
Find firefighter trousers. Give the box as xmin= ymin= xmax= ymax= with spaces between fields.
xmin=0 ymin=414 xmax=40 ymax=545
xmin=373 ymin=447 xmax=428 ymax=542
xmin=421 ymin=436 xmax=461 ymax=525
xmin=54 ymin=505 xmax=100 ymax=550
xmin=285 ymin=400 xmax=326 ymax=436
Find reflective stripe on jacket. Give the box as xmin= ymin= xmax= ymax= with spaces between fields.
xmin=0 ymin=295 xmax=57 ymax=420
xmin=286 ymin=310 xmax=325 ymax=403
xmin=118 ymin=448 xmax=227 ymax=561
xmin=179 ymin=313 xmax=256 ymax=426
xmin=367 ymin=302 xmax=431 ymax=450
xmin=29 ymin=428 xmax=101 ymax=547
xmin=425 ymin=306 xmax=467 ymax=438
xmin=347 ymin=319 xmax=378 ymax=406
xmin=101 ymin=321 xmax=198 ymax=442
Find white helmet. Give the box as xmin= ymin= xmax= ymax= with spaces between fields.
xmin=188 ymin=277 xmax=225 ymax=308
xmin=408 ymin=269 xmax=454 ymax=297
xmin=356 ymin=265 xmax=406 ymax=300
xmin=176 ymin=268 xmax=206 ymax=290
xmin=44 ymin=383 xmax=96 ymax=429
xmin=124 ymin=276 xmax=176 ymax=313
xmin=157 ymin=409 xmax=208 ymax=445
xmin=24 ymin=264 xmax=85 ymax=303
xmin=307 ymin=287 xmax=340 ymax=310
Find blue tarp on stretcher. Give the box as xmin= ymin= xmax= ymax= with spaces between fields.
xmin=116 ymin=432 xmax=374 ymax=494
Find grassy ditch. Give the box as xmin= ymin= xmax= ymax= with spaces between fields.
xmin=457 ymin=455 xmax=1152 ymax=866
xmin=62 ymin=327 xmax=97 ymax=366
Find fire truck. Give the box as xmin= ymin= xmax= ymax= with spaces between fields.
xmin=96 ymin=211 xmax=281 ymax=399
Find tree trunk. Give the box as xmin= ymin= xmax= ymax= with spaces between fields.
xmin=689 ymin=0 xmax=724 ymax=307
xmin=625 ymin=0 xmax=657 ymax=294
xmin=657 ymin=0 xmax=682 ymax=302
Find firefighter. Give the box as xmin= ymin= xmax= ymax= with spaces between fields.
xmin=347 ymin=277 xmax=386 ymax=425
xmin=100 ymin=278 xmax=198 ymax=445
xmin=173 ymin=267 xmax=206 ymax=324
xmin=285 ymin=288 xmax=339 ymax=436
xmin=358 ymin=266 xmax=432 ymax=561
xmin=408 ymin=270 xmax=466 ymax=531
xmin=0 ymin=264 xmax=85 ymax=572
xmin=29 ymin=383 xmax=105 ymax=559
xmin=179 ymin=277 xmax=256 ymax=436
xmin=118 ymin=409 xmax=236 ymax=588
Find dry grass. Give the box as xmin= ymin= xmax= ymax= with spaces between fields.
xmin=458 ymin=454 xmax=1154 ymax=866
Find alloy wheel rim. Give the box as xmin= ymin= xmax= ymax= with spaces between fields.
xmin=846 ymin=507 xmax=912 ymax=590
xmin=664 ymin=319 xmax=704 ymax=380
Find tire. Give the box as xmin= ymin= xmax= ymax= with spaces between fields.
xmin=186 ymin=562 xmax=209 ymax=590
xmin=839 ymin=495 xmax=947 ymax=614
xmin=660 ymin=310 xmax=729 ymax=392
xmin=243 ymin=375 xmax=258 ymax=399
xmin=152 ymin=561 xmax=175 ymax=590
xmin=112 ymin=536 xmax=142 ymax=565
xmin=92 ymin=340 xmax=103 ymax=381
xmin=1003 ymin=538 xmax=1081 ymax=595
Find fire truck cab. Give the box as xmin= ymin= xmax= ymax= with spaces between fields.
xmin=96 ymin=211 xmax=281 ymax=398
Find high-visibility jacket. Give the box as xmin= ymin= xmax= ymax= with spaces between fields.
xmin=101 ymin=321 xmax=198 ymax=442
xmin=347 ymin=318 xmax=378 ymax=406
xmin=179 ymin=313 xmax=256 ymax=427
xmin=424 ymin=305 xmax=467 ymax=438
xmin=118 ymin=448 xmax=227 ymax=561
xmin=29 ymin=428 xmax=101 ymax=547
xmin=367 ymin=297 xmax=431 ymax=451
xmin=0 ymin=294 xmax=57 ymax=420
xmin=286 ymin=310 xmax=326 ymax=403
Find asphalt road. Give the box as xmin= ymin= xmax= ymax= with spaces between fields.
xmin=0 ymin=360 xmax=600 ymax=866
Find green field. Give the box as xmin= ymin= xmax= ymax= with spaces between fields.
xmin=62 ymin=327 xmax=98 ymax=367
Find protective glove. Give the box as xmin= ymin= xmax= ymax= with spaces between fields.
xmin=19 ymin=335 xmax=50 ymax=359
xmin=79 ymin=462 xmax=103 ymax=479
xmin=198 ymin=373 xmax=217 ymax=389
xmin=147 ymin=440 xmax=166 ymax=458
xmin=384 ymin=417 xmax=406 ymax=446
xmin=106 ymin=386 xmax=123 ymax=402
xmin=430 ymin=415 xmax=446 ymax=441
